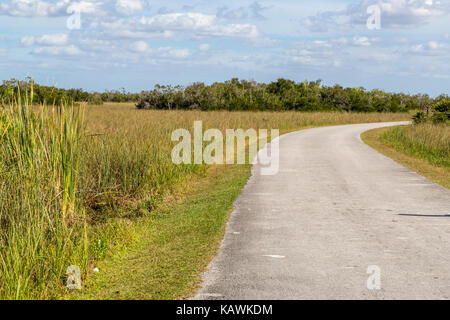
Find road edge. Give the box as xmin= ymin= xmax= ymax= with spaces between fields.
xmin=361 ymin=125 xmax=449 ymax=189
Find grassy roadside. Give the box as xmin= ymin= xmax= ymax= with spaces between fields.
xmin=2 ymin=95 xmax=411 ymax=299
xmin=361 ymin=125 xmax=450 ymax=189
xmin=71 ymin=164 xmax=250 ymax=299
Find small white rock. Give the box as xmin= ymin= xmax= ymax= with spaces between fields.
xmin=93 ymin=267 xmax=99 ymax=273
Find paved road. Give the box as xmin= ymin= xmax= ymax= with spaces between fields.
xmin=195 ymin=122 xmax=450 ymax=300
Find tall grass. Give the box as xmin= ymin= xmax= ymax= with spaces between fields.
xmin=0 ymin=97 xmax=409 ymax=299
xmin=0 ymin=89 xmax=87 ymax=299
xmin=381 ymin=123 xmax=450 ymax=167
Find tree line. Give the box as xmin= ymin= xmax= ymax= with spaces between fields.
xmin=0 ymin=78 xmax=139 ymax=105
xmin=1 ymin=77 xmax=447 ymax=113
xmin=136 ymin=78 xmax=446 ymax=113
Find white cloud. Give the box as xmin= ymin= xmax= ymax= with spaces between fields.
xmin=198 ymin=43 xmax=211 ymax=51
xmin=115 ymin=0 xmax=146 ymax=15
xmin=21 ymin=36 xmax=35 ymax=46
xmin=410 ymin=41 xmax=449 ymax=55
xmin=95 ymin=12 xmax=262 ymax=42
xmin=67 ymin=1 xmax=101 ymax=14
xmin=129 ymin=41 xmax=192 ymax=59
xmin=428 ymin=41 xmax=439 ymax=49
xmin=286 ymin=40 xmax=341 ymax=68
xmin=285 ymin=36 xmax=399 ymax=70
xmin=303 ymin=36 xmax=377 ymax=49
xmin=303 ymin=0 xmax=450 ymax=32
xmin=32 ymin=44 xmax=83 ymax=56
xmin=159 ymin=47 xmax=191 ymax=59
xmin=138 ymin=13 xmax=261 ymax=39
xmin=131 ymin=40 xmax=149 ymax=52
xmin=76 ymin=38 xmax=114 ymax=52
xmin=374 ymin=0 xmax=446 ymax=26
xmin=216 ymin=2 xmax=269 ymax=21
xmin=352 ymin=36 xmax=371 ymax=46
xmin=0 ymin=0 xmax=68 ymax=17
xmin=97 ymin=19 xmax=176 ymax=39
xmin=0 ymin=0 xmax=104 ymax=17
xmin=21 ymin=33 xmax=68 ymax=46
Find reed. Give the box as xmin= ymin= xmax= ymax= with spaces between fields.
xmin=0 ymin=87 xmax=87 ymax=299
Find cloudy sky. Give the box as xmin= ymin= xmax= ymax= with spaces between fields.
xmin=0 ymin=0 xmax=449 ymax=95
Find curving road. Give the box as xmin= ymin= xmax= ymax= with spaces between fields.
xmin=195 ymin=122 xmax=450 ymax=300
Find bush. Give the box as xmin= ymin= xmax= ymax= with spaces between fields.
xmin=430 ymin=99 xmax=450 ymax=124
xmin=88 ymin=94 xmax=104 ymax=105
xmin=412 ymin=111 xmax=427 ymax=124
xmin=431 ymin=112 xmax=449 ymax=124
xmin=433 ymin=99 xmax=450 ymax=113
xmin=411 ymin=99 xmax=450 ymax=125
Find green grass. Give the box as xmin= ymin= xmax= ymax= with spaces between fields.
xmin=362 ymin=124 xmax=450 ymax=189
xmin=380 ymin=123 xmax=450 ymax=167
xmin=72 ymin=164 xmax=250 ymax=299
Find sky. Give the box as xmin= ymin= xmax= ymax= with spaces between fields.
xmin=0 ymin=0 xmax=449 ymax=95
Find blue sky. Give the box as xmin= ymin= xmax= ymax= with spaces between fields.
xmin=0 ymin=0 xmax=449 ymax=95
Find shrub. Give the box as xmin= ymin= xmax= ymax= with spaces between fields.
xmin=412 ymin=99 xmax=450 ymax=125
xmin=430 ymin=99 xmax=450 ymax=124
xmin=412 ymin=111 xmax=426 ymax=124
xmin=433 ymin=99 xmax=450 ymax=113
xmin=431 ymin=112 xmax=449 ymax=124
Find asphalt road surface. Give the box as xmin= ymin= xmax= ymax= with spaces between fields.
xmin=195 ymin=122 xmax=450 ymax=300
